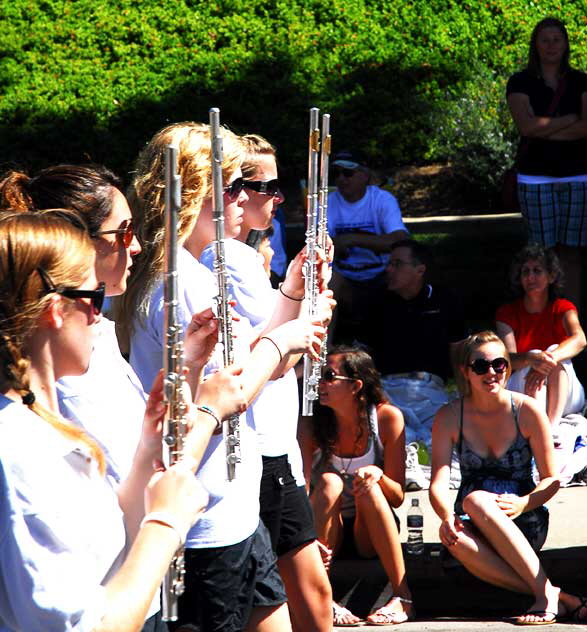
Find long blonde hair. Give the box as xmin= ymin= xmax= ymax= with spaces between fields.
xmin=114 ymin=121 xmax=244 ymax=347
xmin=0 ymin=211 xmax=106 ymax=473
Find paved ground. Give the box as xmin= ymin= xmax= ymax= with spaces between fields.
xmin=333 ymin=486 xmax=587 ymax=631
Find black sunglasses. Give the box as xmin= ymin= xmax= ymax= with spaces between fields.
xmin=321 ymin=367 xmax=356 ymax=383
xmin=243 ymin=179 xmax=282 ymax=198
xmin=38 ymin=267 xmax=105 ymax=315
xmin=332 ymin=167 xmax=357 ymax=179
xmin=469 ymin=357 xmax=509 ymax=375
xmin=224 ymin=177 xmax=245 ymax=202
xmin=96 ymin=219 xmax=135 ymax=248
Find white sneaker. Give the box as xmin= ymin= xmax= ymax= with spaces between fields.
xmin=405 ymin=442 xmax=428 ymax=490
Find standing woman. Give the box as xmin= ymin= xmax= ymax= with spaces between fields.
xmin=507 ymin=17 xmax=587 ymax=307
xmin=0 ymin=212 xmax=239 ymax=631
xmin=200 ymin=134 xmax=333 ymax=632
xmin=115 ymin=122 xmax=326 ymax=632
xmin=301 ymin=347 xmax=414 ymax=627
xmin=430 ymin=331 xmax=586 ymax=624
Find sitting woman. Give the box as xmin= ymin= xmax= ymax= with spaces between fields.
xmin=301 ymin=346 xmax=414 ymax=627
xmin=496 ymin=244 xmax=586 ymax=427
xmin=430 ymin=331 xmax=586 ymax=624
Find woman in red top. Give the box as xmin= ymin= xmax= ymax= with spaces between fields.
xmin=496 ymin=245 xmax=585 ymax=429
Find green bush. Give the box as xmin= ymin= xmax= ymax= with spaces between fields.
xmin=1 ymin=0 xmax=586 ymax=202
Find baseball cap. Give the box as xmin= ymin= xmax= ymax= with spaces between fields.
xmin=331 ymin=149 xmax=369 ymax=170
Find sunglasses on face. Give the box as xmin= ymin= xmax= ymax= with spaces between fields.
xmin=332 ymin=168 xmax=357 ymax=179
xmin=224 ymin=177 xmax=245 ymax=202
xmin=38 ymin=267 xmax=106 ymax=315
xmin=243 ymin=179 xmax=282 ymax=198
xmin=468 ymin=357 xmax=509 ymax=375
xmin=96 ymin=220 xmax=135 ymax=248
xmin=321 ymin=367 xmax=356 ymax=383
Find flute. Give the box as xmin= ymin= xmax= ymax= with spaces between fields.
xmin=302 ymin=108 xmax=331 ymax=415
xmin=209 ymin=107 xmax=241 ymax=480
xmin=161 ymin=144 xmax=187 ymax=622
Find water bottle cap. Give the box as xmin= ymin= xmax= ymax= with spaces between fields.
xmin=411 ymin=498 xmax=419 ymax=506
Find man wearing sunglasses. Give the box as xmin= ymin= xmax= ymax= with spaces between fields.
xmin=327 ymin=149 xmax=409 ymax=344
xmin=365 ymin=239 xmax=468 ymax=490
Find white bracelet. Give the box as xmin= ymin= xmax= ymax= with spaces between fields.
xmin=140 ymin=511 xmax=187 ymax=547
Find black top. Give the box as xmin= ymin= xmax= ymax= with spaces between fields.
xmin=507 ymin=69 xmax=587 ymax=177
xmin=369 ymin=284 xmax=467 ymax=381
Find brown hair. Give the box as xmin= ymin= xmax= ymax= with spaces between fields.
xmin=0 ymin=211 xmax=106 ymax=473
xmin=114 ymin=121 xmax=244 ymax=346
xmin=240 ymin=134 xmax=277 ymax=180
xmin=459 ymin=331 xmax=511 ymax=396
xmin=527 ymin=17 xmax=570 ymax=77
xmin=0 ymin=164 xmax=122 ymax=238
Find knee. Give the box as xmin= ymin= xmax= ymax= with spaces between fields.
xmin=461 ymin=490 xmax=496 ymax=520
xmin=313 ymin=472 xmax=344 ymax=508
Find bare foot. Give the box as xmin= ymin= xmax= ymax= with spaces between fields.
xmin=513 ymin=586 xmax=561 ymax=624
xmin=333 ymin=601 xmax=362 ymax=626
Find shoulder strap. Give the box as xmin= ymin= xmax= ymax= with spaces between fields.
xmin=510 ymin=394 xmax=522 ymax=433
xmin=547 ymin=75 xmax=567 ymax=116
xmin=457 ymin=397 xmax=464 ymax=454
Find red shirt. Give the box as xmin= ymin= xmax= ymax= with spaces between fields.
xmin=496 ymin=298 xmax=576 ymax=353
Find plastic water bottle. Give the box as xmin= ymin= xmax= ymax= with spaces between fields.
xmin=406 ymin=498 xmax=424 ymax=555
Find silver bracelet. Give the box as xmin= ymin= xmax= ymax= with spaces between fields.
xmin=140 ymin=511 xmax=187 ymax=546
xmin=197 ymin=404 xmax=222 ymax=434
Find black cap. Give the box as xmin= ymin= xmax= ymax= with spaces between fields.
xmin=331 ymin=149 xmax=369 ymax=170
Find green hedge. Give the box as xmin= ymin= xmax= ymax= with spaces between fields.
xmin=1 ymin=0 xmax=586 ymax=199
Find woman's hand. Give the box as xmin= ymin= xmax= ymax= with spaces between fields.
xmin=183 ymin=308 xmax=219 ymax=370
xmin=524 ymin=368 xmax=547 ymax=398
xmin=197 ymin=366 xmax=247 ymax=421
xmin=316 ymin=540 xmax=333 ymax=572
xmin=439 ymin=514 xmax=464 ymax=547
xmin=280 ymin=250 xmax=306 ymax=300
xmin=144 ymin=460 xmax=210 ymax=536
xmin=316 ymin=289 xmax=336 ymax=326
xmin=528 ymin=350 xmax=557 ymax=376
xmin=495 ymin=493 xmax=527 ymax=519
xmin=136 ymin=371 xmax=167 ymax=459
xmin=352 ymin=465 xmax=383 ymax=496
xmin=268 ymin=318 xmax=326 ymax=361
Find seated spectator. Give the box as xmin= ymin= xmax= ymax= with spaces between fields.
xmin=430 ymin=331 xmax=587 ymax=624
xmin=327 ymin=149 xmax=409 ymax=344
xmin=300 ymin=346 xmax=415 ymax=627
xmin=496 ymin=244 xmax=587 ymax=485
xmin=366 ymin=239 xmax=468 ymax=489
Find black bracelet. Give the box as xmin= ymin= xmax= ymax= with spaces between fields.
xmin=278 ymin=282 xmax=304 ymax=301
xmin=259 ymin=336 xmax=284 ymax=363
xmin=197 ymin=405 xmax=222 ymax=434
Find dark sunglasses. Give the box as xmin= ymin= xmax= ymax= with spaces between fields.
xmin=224 ymin=177 xmax=245 ymax=202
xmin=38 ymin=267 xmax=105 ymax=315
xmin=96 ymin=220 xmax=135 ymax=248
xmin=243 ymin=179 xmax=282 ymax=198
xmin=332 ymin=167 xmax=357 ymax=179
xmin=469 ymin=357 xmax=509 ymax=375
xmin=321 ymin=367 xmax=356 ymax=383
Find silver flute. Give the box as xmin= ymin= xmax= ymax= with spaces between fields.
xmin=209 ymin=107 xmax=240 ymax=481
xmin=302 ymin=108 xmax=331 ymax=416
xmin=161 ymin=144 xmax=187 ymax=622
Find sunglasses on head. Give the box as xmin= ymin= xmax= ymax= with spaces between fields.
xmin=321 ymin=367 xmax=355 ymax=383
xmin=469 ymin=357 xmax=509 ymax=375
xmin=38 ymin=267 xmax=105 ymax=315
xmin=223 ymin=177 xmax=245 ymax=202
xmin=96 ymin=219 xmax=135 ymax=248
xmin=243 ymin=179 xmax=282 ymax=198
xmin=332 ymin=167 xmax=357 ymax=179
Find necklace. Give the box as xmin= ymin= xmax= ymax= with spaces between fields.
xmin=340 ymin=455 xmax=354 ymax=476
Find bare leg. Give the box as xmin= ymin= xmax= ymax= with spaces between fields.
xmin=246 ymin=604 xmax=292 ymax=632
xmin=546 ymin=363 xmax=569 ymax=425
xmin=278 ymin=541 xmax=333 ymax=632
xmin=352 ymin=485 xmax=413 ymax=623
xmin=310 ymin=472 xmax=344 ymax=553
xmin=462 ymin=491 xmax=561 ymax=621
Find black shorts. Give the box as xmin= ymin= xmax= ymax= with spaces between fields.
xmin=259 ymin=454 xmax=317 ymax=557
xmin=176 ymin=521 xmax=286 ymax=632
xmin=338 ymin=511 xmax=401 ymax=559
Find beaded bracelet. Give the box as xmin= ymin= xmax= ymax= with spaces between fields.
xmin=278 ymin=282 xmax=304 ymax=301
xmin=197 ymin=405 xmax=222 ymax=434
xmin=140 ymin=511 xmax=186 ymax=547
xmin=259 ymin=336 xmax=283 ymax=363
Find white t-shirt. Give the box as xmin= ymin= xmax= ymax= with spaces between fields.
xmin=57 ymin=318 xmax=146 ymax=483
xmin=328 ymin=185 xmax=406 ymax=281
xmin=200 ymin=240 xmax=305 ymax=484
xmin=0 ymin=396 xmax=126 ymax=631
xmin=130 ymin=246 xmax=261 ymax=549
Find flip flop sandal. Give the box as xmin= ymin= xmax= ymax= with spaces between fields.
xmin=507 ymin=610 xmax=558 ymax=626
xmin=333 ymin=602 xmax=363 ymax=627
xmin=366 ymin=596 xmax=415 ymax=626
xmin=567 ymin=595 xmax=587 ymax=622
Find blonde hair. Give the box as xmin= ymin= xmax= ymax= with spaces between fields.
xmin=240 ymin=134 xmax=277 ymax=180
xmin=114 ymin=121 xmax=244 ymax=346
xmin=459 ymin=330 xmax=511 ymax=396
xmin=0 ymin=211 xmax=106 ymax=474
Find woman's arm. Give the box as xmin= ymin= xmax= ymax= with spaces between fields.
xmin=544 ymin=93 xmax=587 ymax=140
xmin=428 ymin=404 xmax=458 ymax=521
xmin=496 ymin=320 xmax=557 ymax=376
xmin=549 ymin=309 xmax=587 ymax=362
xmin=507 ymin=93 xmax=578 ymax=138
xmin=375 ymin=403 xmax=405 ymax=507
